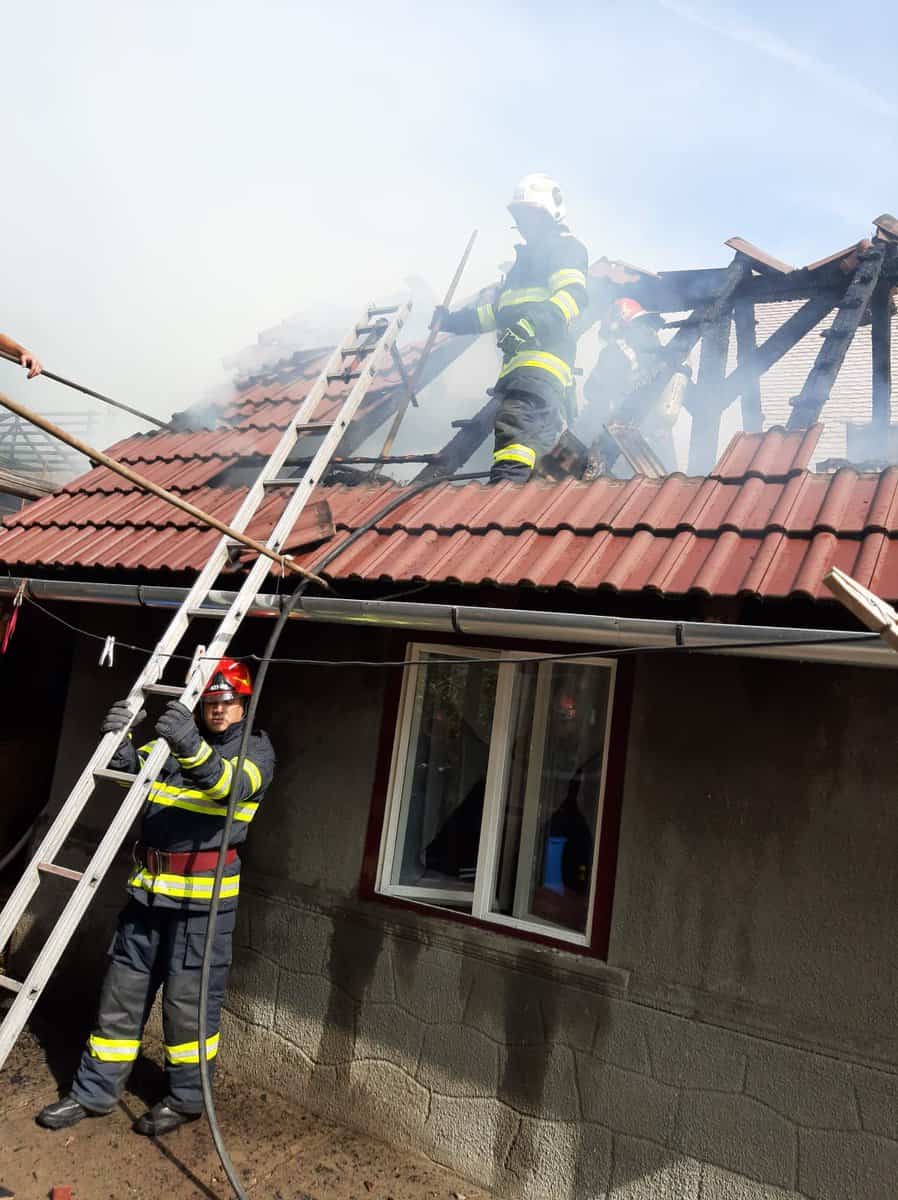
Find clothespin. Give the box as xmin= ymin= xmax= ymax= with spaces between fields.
xmin=12 ymin=579 xmax=25 ymax=607
xmin=100 ymin=635 xmax=116 ymax=668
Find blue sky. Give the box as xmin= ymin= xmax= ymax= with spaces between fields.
xmin=2 ymin=0 xmax=897 ymax=438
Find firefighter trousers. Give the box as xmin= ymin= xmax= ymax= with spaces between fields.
xmin=491 ymin=386 xmax=562 ymax=482
xmin=70 ymin=899 xmax=236 ymax=1115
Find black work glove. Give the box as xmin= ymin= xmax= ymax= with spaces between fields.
xmin=497 ymin=317 xmax=537 ymax=357
xmin=432 ymin=305 xmax=467 ymax=334
xmin=101 ymin=699 xmax=146 ymax=735
xmin=155 ymin=700 xmax=203 ymax=760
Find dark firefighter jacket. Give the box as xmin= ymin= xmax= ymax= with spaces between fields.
xmin=110 ymin=719 xmax=275 ymax=914
xmin=443 ymin=225 xmax=589 ymax=403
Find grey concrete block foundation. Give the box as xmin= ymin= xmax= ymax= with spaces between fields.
xmin=222 ymin=892 xmax=898 ymax=1199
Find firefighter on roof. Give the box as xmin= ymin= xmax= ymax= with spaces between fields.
xmin=37 ymin=659 xmax=275 ymax=1137
xmin=436 ymin=174 xmax=589 ymax=482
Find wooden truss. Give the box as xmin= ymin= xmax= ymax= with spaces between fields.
xmin=396 ymin=215 xmax=898 ymax=482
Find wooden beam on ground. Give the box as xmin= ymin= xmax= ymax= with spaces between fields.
xmin=413 ymin=394 xmax=499 ymax=484
xmin=591 ymin=254 xmax=750 ymax=472
xmin=787 ymin=244 xmax=884 ymax=429
xmin=871 ymin=277 xmax=893 ymax=431
xmin=687 ymin=309 xmax=733 ymax=474
xmin=733 ymin=297 xmax=763 ymax=432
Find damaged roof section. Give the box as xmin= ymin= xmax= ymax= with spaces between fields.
xmin=5 ymin=422 xmax=898 ymax=603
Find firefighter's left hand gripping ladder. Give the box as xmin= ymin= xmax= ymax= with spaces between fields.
xmin=0 ymin=301 xmax=411 ymax=1068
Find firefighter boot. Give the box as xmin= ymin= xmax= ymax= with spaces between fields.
xmin=134 ymin=1099 xmax=200 ymax=1136
xmin=37 ymin=1094 xmax=112 ymax=1129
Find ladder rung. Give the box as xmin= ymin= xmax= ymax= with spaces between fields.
xmin=0 ymin=975 xmax=23 ymax=994
xmin=367 ymin=305 xmax=399 ymax=317
xmin=94 ymin=767 xmax=137 ymax=784
xmin=295 ymin=422 xmax=334 ymax=434
xmin=355 ymin=323 xmax=387 ymax=336
xmin=38 ymin=862 xmax=84 ymax=883
xmin=263 ymin=477 xmax=301 ymax=487
xmin=142 ymin=683 xmax=184 ymax=697
xmin=327 ymin=371 xmax=363 ymax=383
xmin=341 ymin=346 xmax=376 ymax=358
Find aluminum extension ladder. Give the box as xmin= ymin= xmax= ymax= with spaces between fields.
xmin=0 ymin=300 xmax=411 ymax=1068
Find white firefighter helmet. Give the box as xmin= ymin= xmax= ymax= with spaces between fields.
xmin=508 ymin=173 xmax=567 ymax=223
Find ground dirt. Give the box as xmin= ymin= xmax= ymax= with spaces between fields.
xmin=1 ymin=1026 xmax=491 ymax=1200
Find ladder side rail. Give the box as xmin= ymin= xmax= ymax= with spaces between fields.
xmin=0 ymin=305 xmax=391 ymax=943
xmin=0 ymin=537 xmax=233 ymax=950
xmin=0 ymin=302 xmax=410 ymax=1065
xmin=208 ymin=316 xmax=382 ymax=536
xmin=0 ymin=737 xmax=173 ymax=1065
xmin=170 ymin=302 xmax=412 ymax=701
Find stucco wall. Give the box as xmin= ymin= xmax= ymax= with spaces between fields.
xmin=225 ymin=630 xmax=898 ymax=1200
xmin=16 ymin=613 xmax=898 ymax=1198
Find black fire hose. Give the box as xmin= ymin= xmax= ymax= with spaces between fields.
xmin=196 ymin=471 xmax=491 ymax=1199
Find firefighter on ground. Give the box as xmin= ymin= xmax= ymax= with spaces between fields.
xmin=435 ymin=173 xmax=589 ymax=482
xmin=0 ymin=332 xmax=42 ymax=377
xmin=37 ymin=660 xmax=275 ymax=1137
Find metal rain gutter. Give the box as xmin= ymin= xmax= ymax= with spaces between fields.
xmin=0 ymin=575 xmax=889 ymax=668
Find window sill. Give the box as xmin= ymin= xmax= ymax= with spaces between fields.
xmin=364 ymin=887 xmax=630 ymax=995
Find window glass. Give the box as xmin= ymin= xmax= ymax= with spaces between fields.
xmin=489 ymin=661 xmax=611 ymax=935
xmin=379 ymin=646 xmax=615 ymax=947
xmin=391 ymin=652 xmax=498 ymax=903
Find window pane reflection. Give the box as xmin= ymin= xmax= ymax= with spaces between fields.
xmin=393 ymin=653 xmax=498 ymax=901
xmin=492 ymin=662 xmax=611 ymax=935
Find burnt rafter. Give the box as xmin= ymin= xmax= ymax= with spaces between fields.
xmin=871 ymin=276 xmax=893 ymax=431
xmin=720 ymin=292 xmax=840 ymax=410
xmin=787 ymin=243 xmax=886 ymax=429
xmin=687 ymin=307 xmax=733 ymax=475
xmin=733 ymin=297 xmax=762 ymax=433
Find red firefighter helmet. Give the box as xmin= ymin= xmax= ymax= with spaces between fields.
xmin=202 ymin=657 xmax=253 ymax=703
xmin=604 ymin=297 xmax=646 ymax=330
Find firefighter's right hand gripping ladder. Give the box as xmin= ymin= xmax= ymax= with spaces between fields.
xmin=0 ymin=300 xmax=411 ymax=1069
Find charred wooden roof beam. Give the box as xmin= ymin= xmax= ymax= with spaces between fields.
xmin=787 ymin=244 xmax=885 ymax=429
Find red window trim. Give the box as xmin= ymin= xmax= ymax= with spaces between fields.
xmin=359 ymin=630 xmax=634 ymax=960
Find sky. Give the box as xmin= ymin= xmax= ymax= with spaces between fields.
xmin=2 ymin=0 xmax=898 ymax=453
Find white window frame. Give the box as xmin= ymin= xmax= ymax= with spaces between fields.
xmin=376 ymin=642 xmax=617 ymax=949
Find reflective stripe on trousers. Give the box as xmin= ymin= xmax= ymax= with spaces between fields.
xmin=70 ymin=900 xmax=235 ymax=1115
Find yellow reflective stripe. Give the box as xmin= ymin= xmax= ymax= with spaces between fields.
xmin=128 ymin=868 xmax=241 ymax=900
xmin=165 ymin=1033 xmax=220 ymax=1064
xmin=497 ymin=351 xmax=573 ymax=388
xmin=89 ymin=1035 xmax=140 ymax=1062
xmin=498 ymin=286 xmax=552 ymax=310
xmin=548 ymin=267 xmax=587 ymax=291
xmin=477 ymin=303 xmax=496 ymax=331
xmin=230 ymin=757 xmax=263 ymax=795
xmin=549 ymin=290 xmax=580 ymax=322
xmin=493 ymin=443 xmax=537 ymax=468
xmin=204 ymin=759 xmax=233 ymax=801
xmin=146 ymin=782 xmax=258 ymax=822
xmin=177 ymin=740 xmax=213 ymax=770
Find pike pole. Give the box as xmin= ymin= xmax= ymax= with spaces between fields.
xmin=0 ymin=347 xmax=173 ymax=431
xmin=371 ymin=229 xmax=478 ymax=471
xmin=0 ymin=389 xmax=329 ymax=589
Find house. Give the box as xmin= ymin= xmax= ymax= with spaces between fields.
xmin=3 ymin=399 xmax=898 ymax=1199
xmin=4 ymin=232 xmax=898 ymax=1199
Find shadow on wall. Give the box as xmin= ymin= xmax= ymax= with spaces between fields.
xmin=224 ymin=894 xmax=804 ymax=1200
